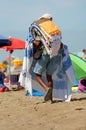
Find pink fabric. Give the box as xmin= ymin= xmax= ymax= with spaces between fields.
xmin=4 ymin=82 xmax=10 ymax=88
xmin=78 ymin=78 xmax=86 ymax=92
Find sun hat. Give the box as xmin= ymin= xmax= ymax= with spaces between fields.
xmin=39 ymin=13 xmax=52 ymax=20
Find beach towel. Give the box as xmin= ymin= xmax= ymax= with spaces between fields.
xmin=19 ymin=34 xmax=34 ymax=96
xmin=52 ymin=45 xmax=76 ymax=101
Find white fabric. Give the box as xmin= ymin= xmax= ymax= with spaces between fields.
xmin=52 ymin=45 xmax=76 ymax=101
xmin=39 ymin=13 xmax=52 ymax=19
xmin=19 ymin=40 xmax=33 ymax=96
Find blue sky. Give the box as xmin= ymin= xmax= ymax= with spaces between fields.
xmin=0 ymin=0 xmax=86 ymax=54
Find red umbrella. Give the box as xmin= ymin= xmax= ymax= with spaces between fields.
xmin=0 ymin=37 xmax=26 ymax=84
xmin=0 ymin=35 xmax=12 ymax=47
xmin=1 ymin=37 xmax=25 ymax=53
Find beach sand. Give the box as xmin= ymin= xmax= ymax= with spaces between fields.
xmin=0 ymin=90 xmax=86 ymax=130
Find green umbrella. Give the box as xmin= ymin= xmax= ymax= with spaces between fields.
xmin=70 ymin=53 xmax=86 ymax=80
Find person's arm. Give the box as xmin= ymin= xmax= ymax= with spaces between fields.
xmin=33 ymin=40 xmax=41 ymax=46
xmin=60 ymin=42 xmax=63 ymax=49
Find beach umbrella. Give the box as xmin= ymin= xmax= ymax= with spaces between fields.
xmin=0 ymin=63 xmax=8 ymax=69
xmin=70 ymin=53 xmax=86 ymax=80
xmin=1 ymin=37 xmax=25 ymax=52
xmin=0 ymin=35 xmax=11 ymax=47
xmin=0 ymin=37 xmax=25 ymax=66
xmin=0 ymin=37 xmax=26 ymax=87
xmin=11 ymin=59 xmax=23 ymax=67
xmin=0 ymin=36 xmax=25 ymax=66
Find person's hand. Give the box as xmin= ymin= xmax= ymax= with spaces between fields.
xmin=60 ymin=43 xmax=63 ymax=49
xmin=33 ymin=40 xmax=41 ymax=46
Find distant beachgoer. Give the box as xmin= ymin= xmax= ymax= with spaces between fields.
xmin=0 ymin=69 xmax=9 ymax=92
xmin=0 ymin=69 xmax=6 ymax=88
xmin=4 ymin=76 xmax=10 ymax=89
xmin=82 ymin=49 xmax=86 ymax=60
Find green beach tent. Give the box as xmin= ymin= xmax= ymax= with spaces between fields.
xmin=70 ymin=53 xmax=86 ymax=80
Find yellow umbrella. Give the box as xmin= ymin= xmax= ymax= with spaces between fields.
xmin=0 ymin=63 xmax=8 ymax=69
xmin=11 ymin=59 xmax=23 ymax=67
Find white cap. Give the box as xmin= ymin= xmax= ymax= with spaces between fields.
xmin=39 ymin=13 xmax=52 ymax=20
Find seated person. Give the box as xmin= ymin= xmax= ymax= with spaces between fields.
xmin=0 ymin=69 xmax=9 ymax=91
xmin=4 ymin=76 xmax=10 ymax=89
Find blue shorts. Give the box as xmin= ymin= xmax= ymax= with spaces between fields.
xmin=33 ymin=54 xmax=56 ymax=75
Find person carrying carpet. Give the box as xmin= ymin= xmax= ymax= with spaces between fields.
xmin=19 ymin=13 xmax=75 ymax=103
xmin=30 ymin=13 xmax=62 ymax=103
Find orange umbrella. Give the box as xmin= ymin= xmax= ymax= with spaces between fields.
xmin=0 ymin=63 xmax=8 ymax=69
xmin=11 ymin=59 xmax=23 ymax=66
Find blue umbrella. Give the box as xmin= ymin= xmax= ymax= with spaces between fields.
xmin=0 ymin=35 xmax=11 ymax=47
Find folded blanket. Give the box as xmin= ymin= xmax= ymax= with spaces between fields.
xmin=29 ymin=23 xmax=61 ymax=58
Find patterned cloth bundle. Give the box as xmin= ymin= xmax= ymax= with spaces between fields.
xmin=29 ymin=19 xmax=62 ymax=58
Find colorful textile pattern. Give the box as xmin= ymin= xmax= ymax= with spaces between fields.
xmin=19 ymin=20 xmax=75 ymax=101
xmin=52 ymin=45 xmax=76 ymax=101
xmin=19 ymin=34 xmax=34 ymax=96
xmin=29 ymin=22 xmax=62 ymax=58
xmin=36 ymin=19 xmax=61 ymax=36
xmin=19 ymin=33 xmax=75 ymax=101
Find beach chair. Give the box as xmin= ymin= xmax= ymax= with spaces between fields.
xmin=10 ymin=74 xmax=19 ymax=86
xmin=9 ymin=73 xmax=24 ymax=90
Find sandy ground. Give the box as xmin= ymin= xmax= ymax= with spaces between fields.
xmin=0 ymin=90 xmax=86 ymax=130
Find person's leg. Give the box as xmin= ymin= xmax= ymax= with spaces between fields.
xmin=46 ymin=74 xmax=53 ymax=101
xmin=36 ymin=74 xmax=53 ymax=102
xmin=46 ymin=74 xmax=53 ymax=88
xmin=36 ymin=74 xmax=48 ymax=92
xmin=33 ymin=55 xmax=53 ymax=102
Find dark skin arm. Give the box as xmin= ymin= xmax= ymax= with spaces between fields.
xmin=33 ymin=40 xmax=41 ymax=46
xmin=60 ymin=42 xmax=63 ymax=49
